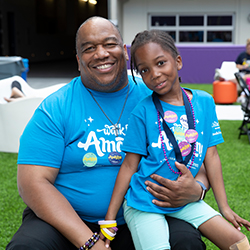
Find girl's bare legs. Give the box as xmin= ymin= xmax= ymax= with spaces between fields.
xmin=199 ymin=215 xmax=249 ymax=250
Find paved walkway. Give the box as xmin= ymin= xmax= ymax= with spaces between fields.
xmin=27 ymin=59 xmax=79 ymax=88
xmin=216 ymin=105 xmax=243 ymax=120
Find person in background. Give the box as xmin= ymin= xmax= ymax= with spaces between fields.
xmin=101 ymin=30 xmax=250 ymax=250
xmin=214 ymin=38 xmax=250 ymax=102
xmin=235 ymin=38 xmax=250 ymax=77
xmin=235 ymin=38 xmax=250 ymax=103
xmin=4 ymin=81 xmax=25 ymax=102
xmin=6 ymin=17 xmax=208 ymax=250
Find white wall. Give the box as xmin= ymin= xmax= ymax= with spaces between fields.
xmin=121 ymin=0 xmax=250 ymax=46
xmin=235 ymin=0 xmax=250 ymax=44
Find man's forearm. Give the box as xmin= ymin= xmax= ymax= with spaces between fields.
xmin=18 ymin=165 xmax=93 ymax=248
xmin=145 ymin=162 xmax=208 ymax=207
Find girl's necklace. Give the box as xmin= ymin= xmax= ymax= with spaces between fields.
xmin=156 ymin=88 xmax=197 ymax=175
xmin=87 ymin=84 xmax=130 ymax=137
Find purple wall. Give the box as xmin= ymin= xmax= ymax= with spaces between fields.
xmin=126 ymin=45 xmax=245 ymax=84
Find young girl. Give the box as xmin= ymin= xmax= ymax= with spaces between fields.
xmin=100 ymin=30 xmax=250 ymax=250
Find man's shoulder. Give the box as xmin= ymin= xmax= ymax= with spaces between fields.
xmin=128 ymin=74 xmax=151 ymax=94
xmin=41 ymin=77 xmax=81 ymax=108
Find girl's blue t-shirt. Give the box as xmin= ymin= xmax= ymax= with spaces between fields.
xmin=17 ymin=75 xmax=151 ymax=224
xmin=122 ymin=89 xmax=224 ymax=214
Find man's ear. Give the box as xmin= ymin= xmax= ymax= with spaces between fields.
xmin=123 ymin=44 xmax=129 ymax=61
xmin=176 ymin=55 xmax=183 ymax=70
xmin=76 ymin=54 xmax=80 ymax=71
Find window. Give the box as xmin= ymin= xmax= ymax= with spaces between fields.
xmin=207 ymin=15 xmax=232 ymax=26
xmin=149 ymin=14 xmax=234 ymax=44
xmin=151 ymin=16 xmax=175 ymax=26
xmin=179 ymin=16 xmax=203 ymax=26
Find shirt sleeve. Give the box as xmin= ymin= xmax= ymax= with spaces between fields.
xmin=207 ymin=96 xmax=224 ymax=147
xmin=17 ymin=97 xmax=65 ymax=168
xmin=121 ymin=107 xmax=148 ymax=157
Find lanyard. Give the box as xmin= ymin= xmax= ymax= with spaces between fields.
xmin=152 ymin=89 xmax=195 ymax=165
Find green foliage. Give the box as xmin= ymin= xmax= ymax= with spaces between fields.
xmin=0 ymin=111 xmax=249 ymax=249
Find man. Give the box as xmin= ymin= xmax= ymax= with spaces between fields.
xmin=6 ymin=16 xmax=207 ymax=250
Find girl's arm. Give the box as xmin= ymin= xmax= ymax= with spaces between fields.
xmin=204 ymin=146 xmax=228 ymax=210
xmin=105 ymin=152 xmax=142 ymax=220
xmin=102 ymin=153 xmax=141 ymax=247
xmin=195 ymin=163 xmax=210 ymax=190
xmin=204 ymin=146 xmax=250 ymax=231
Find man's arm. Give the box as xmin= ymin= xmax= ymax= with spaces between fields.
xmin=144 ymin=162 xmax=209 ymax=208
xmin=17 ymin=164 xmax=110 ymax=249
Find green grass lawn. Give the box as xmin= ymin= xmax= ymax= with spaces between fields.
xmin=202 ymin=120 xmax=250 ymax=249
xmin=0 ymin=153 xmax=26 ymax=249
xmin=1 ymin=84 xmax=249 ymax=249
xmin=181 ymin=83 xmax=213 ymax=95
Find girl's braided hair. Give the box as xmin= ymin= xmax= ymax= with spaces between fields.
xmin=130 ymin=30 xmax=180 ymax=83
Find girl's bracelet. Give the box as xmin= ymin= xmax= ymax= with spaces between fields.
xmin=100 ymin=228 xmax=115 ymax=241
xmin=98 ymin=219 xmax=118 ymax=241
xmin=98 ymin=220 xmax=117 ymax=225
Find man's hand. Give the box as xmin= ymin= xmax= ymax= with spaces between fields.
xmin=145 ymin=162 xmax=202 ymax=208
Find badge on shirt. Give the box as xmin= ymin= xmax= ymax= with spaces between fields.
xmin=108 ymin=152 xmax=123 ymax=165
xmin=83 ymin=152 xmax=97 ymax=167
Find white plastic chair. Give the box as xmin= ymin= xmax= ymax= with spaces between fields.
xmin=0 ymin=75 xmax=66 ymax=104
xmin=214 ymin=61 xmax=239 ymax=81
xmin=0 ymin=75 xmax=66 ymax=153
xmin=0 ymin=97 xmax=44 ymax=153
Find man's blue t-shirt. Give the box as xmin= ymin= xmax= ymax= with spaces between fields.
xmin=122 ymin=89 xmax=224 ymax=214
xmin=17 ymin=75 xmax=151 ymax=224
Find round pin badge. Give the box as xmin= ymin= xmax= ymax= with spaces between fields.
xmin=178 ymin=141 xmax=191 ymax=157
xmin=174 ymin=127 xmax=185 ymax=141
xmin=180 ymin=114 xmax=188 ymax=129
xmin=164 ymin=111 xmax=178 ymax=123
xmin=82 ymin=152 xmax=97 ymax=167
xmin=108 ymin=152 xmax=123 ymax=165
xmin=185 ymin=129 xmax=198 ymax=143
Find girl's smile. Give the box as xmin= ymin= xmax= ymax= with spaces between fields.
xmin=134 ymin=42 xmax=182 ymax=101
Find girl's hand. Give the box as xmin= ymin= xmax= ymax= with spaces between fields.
xmin=99 ymin=229 xmax=113 ymax=249
xmin=220 ymin=206 xmax=250 ymax=231
xmin=104 ymin=239 xmax=111 ymax=249
xmin=91 ymin=237 xmax=111 ymax=250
